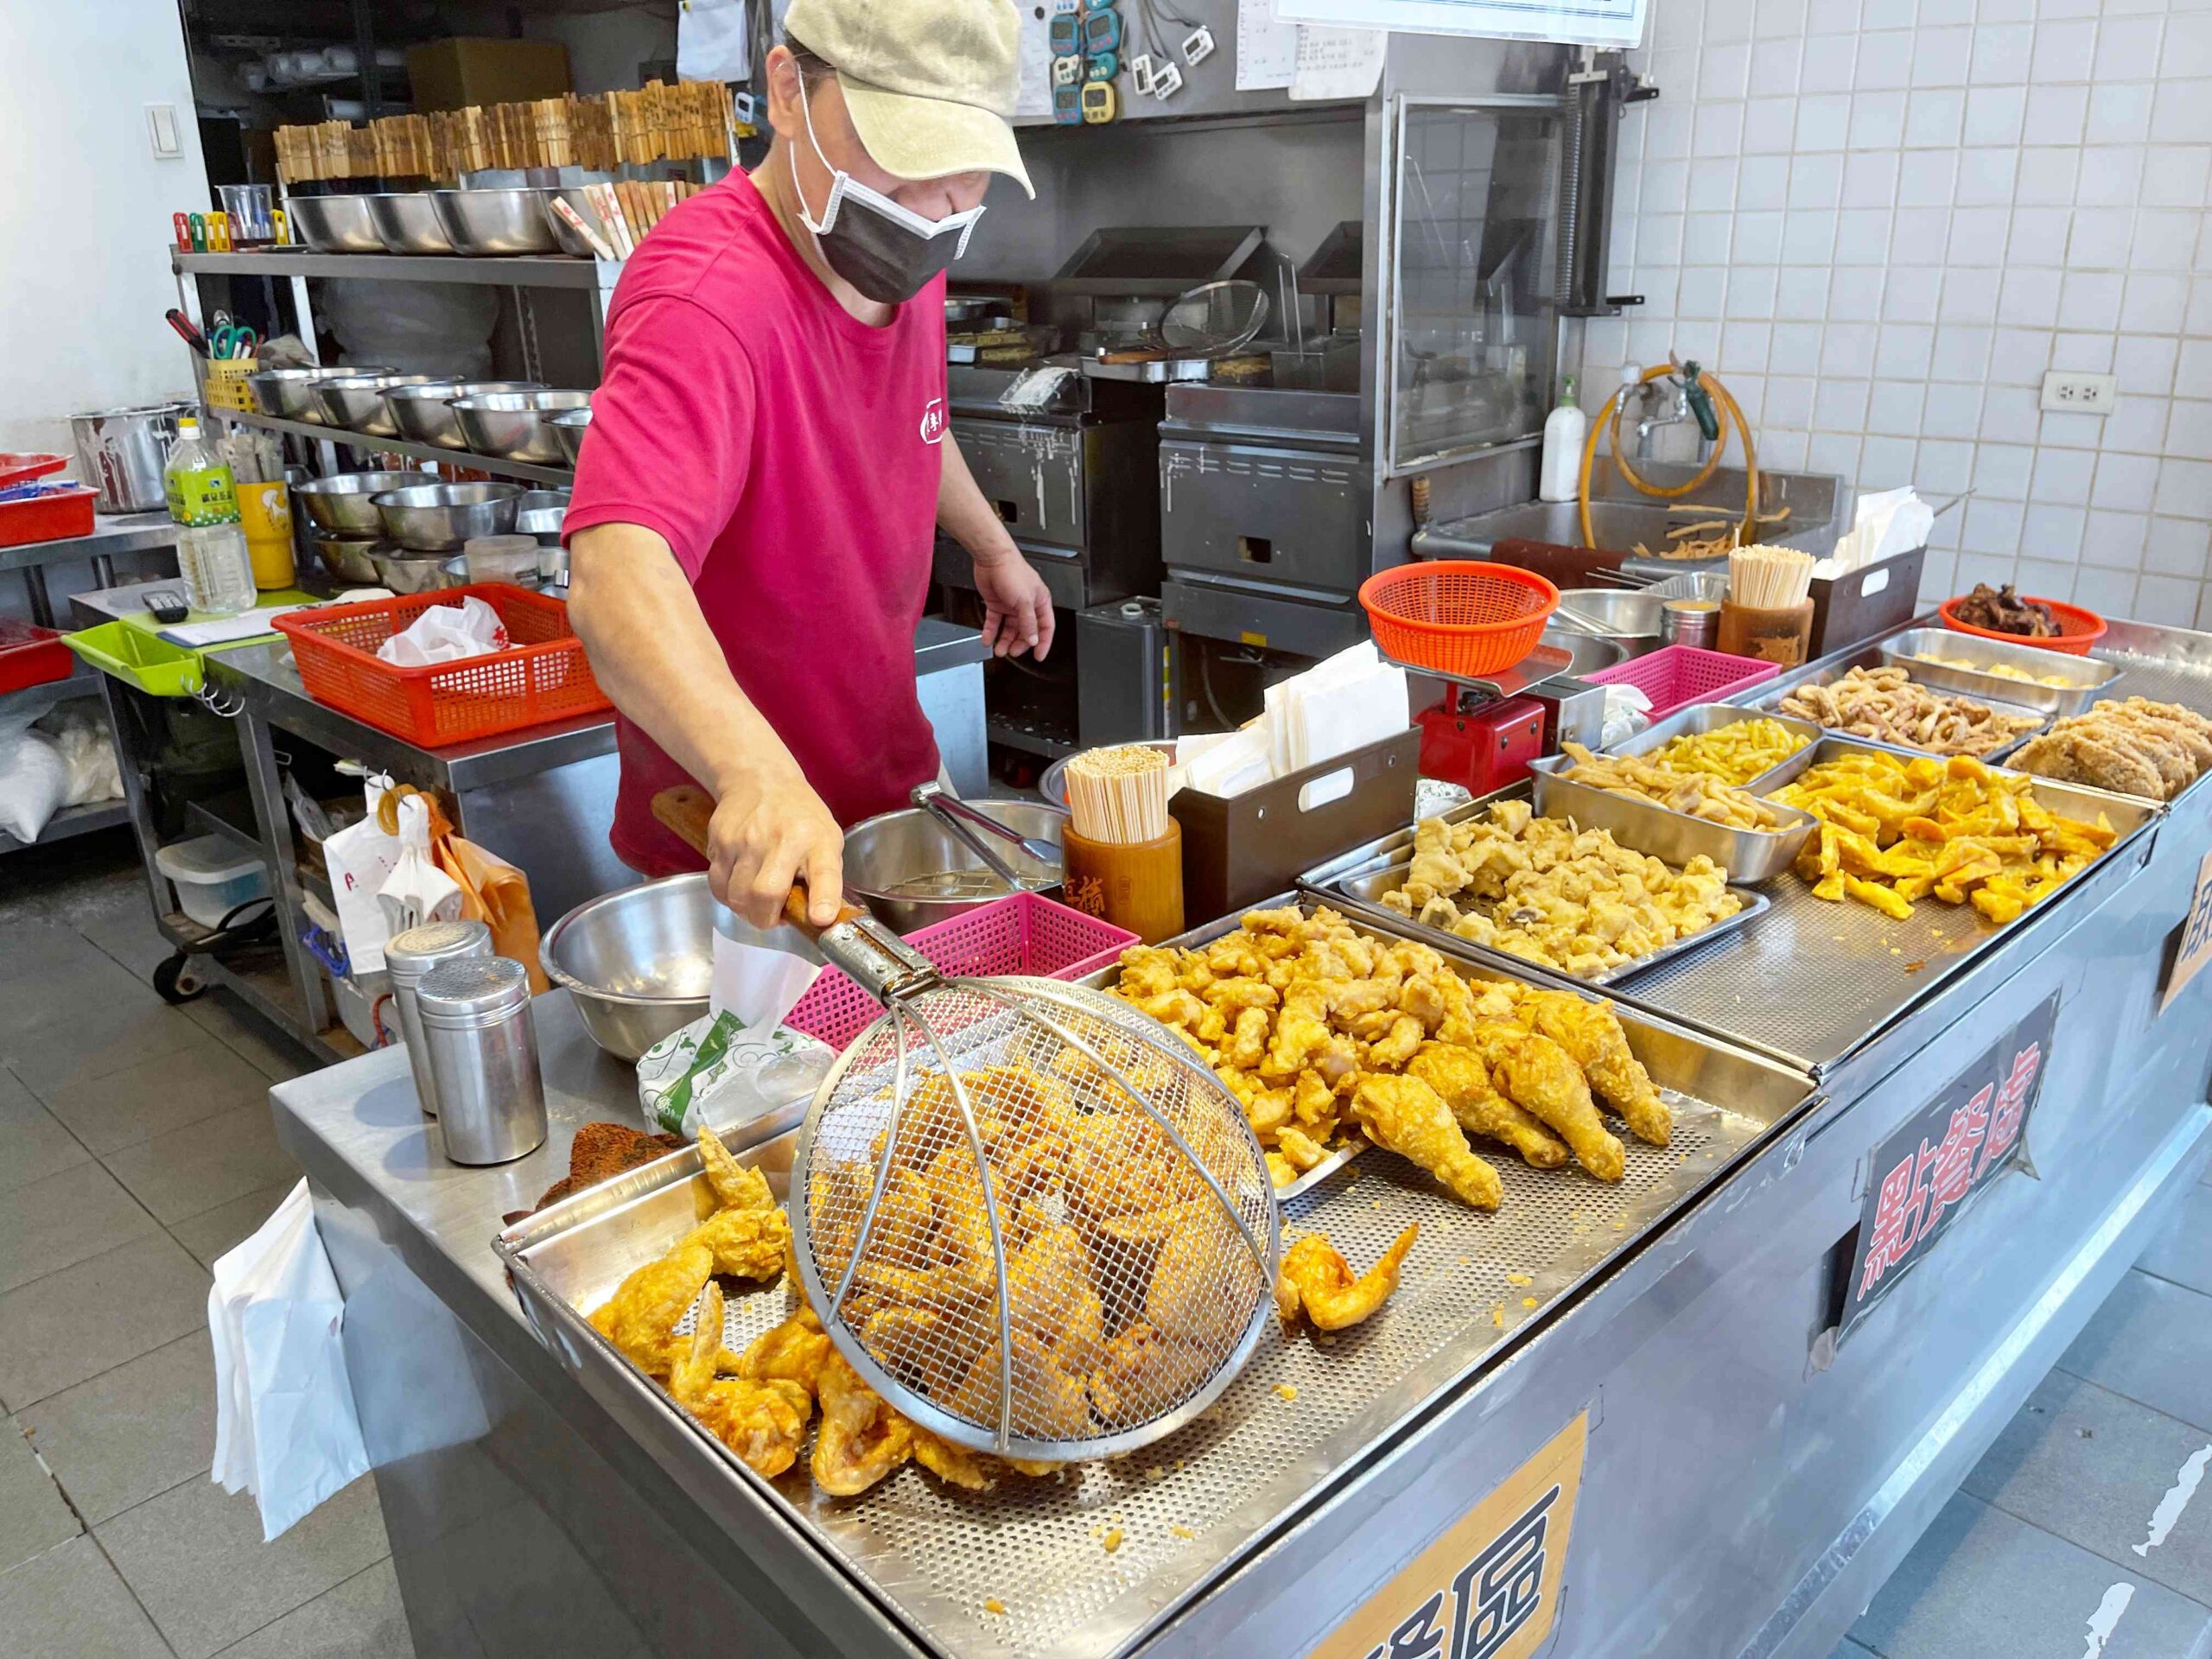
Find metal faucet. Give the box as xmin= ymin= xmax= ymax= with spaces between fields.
xmin=1634 ymin=378 xmax=1695 ymax=460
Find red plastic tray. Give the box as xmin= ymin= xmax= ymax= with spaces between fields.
xmin=1584 ymin=644 xmax=1780 ymax=721
xmin=0 ymin=619 xmax=73 ymax=694
xmin=0 ymin=483 xmax=96 ymax=550
xmin=0 ymin=453 xmax=67 ymax=489
xmin=785 ymin=892 xmax=1137 ymax=1050
xmin=271 ymin=585 xmax=610 ymax=747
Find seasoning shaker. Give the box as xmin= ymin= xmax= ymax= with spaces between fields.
xmin=1661 ymin=599 xmax=1720 ymax=651
xmin=384 ymin=918 xmax=493 ymax=1118
xmin=416 ymin=956 xmax=546 ymax=1165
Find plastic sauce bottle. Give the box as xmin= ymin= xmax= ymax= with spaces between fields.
xmin=1538 ymin=375 xmax=1586 ymax=502
xmin=163 ymin=416 xmax=257 ymax=616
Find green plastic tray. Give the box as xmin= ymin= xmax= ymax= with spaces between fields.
xmin=66 ymin=621 xmax=207 ymax=696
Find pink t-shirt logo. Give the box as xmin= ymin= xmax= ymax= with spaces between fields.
xmin=918 ymin=397 xmax=946 ymax=445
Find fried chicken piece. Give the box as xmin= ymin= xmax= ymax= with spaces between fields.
xmin=669 ymin=1283 xmax=811 ymax=1478
xmin=1087 ymin=1320 xmax=1213 ymax=1427
xmin=681 ymin=1203 xmax=793 ymax=1281
xmin=589 ymin=1241 xmax=714 ymax=1377
xmin=696 ymin=1125 xmax=775 ymax=1213
xmin=950 ymin=1327 xmax=1096 ymax=1441
xmin=1245 ymin=1084 xmax=1294 ymax=1138
xmin=1139 ymin=989 xmax=1209 ymax=1031
xmin=1146 ymin=1206 xmax=1267 ymax=1350
xmin=1274 ymin=1224 xmax=1419 ymax=1331
xmin=1292 ymin=1068 xmax=1338 ymax=1132
xmin=1366 ymin=1012 xmax=1425 ymax=1069
xmin=1262 ymin=1007 xmax=1333 ymax=1081
xmin=1205 ymin=976 xmax=1279 ymax=1013
xmin=910 ymin=1424 xmax=996 ymax=1491
xmin=813 ymin=1351 xmax=915 ymax=1496
xmin=1466 ymin=1025 xmax=1624 ymax=1181
xmin=1404 ymin=1043 xmax=1568 ymax=1168
xmin=1225 ymin=1005 xmax=1271 ymax=1071
xmin=861 ymin=1302 xmax=982 ymax=1400
xmin=741 ymin=1304 xmax=833 ymax=1395
xmin=1274 ymin=1124 xmax=1328 ymax=1172
xmin=1516 ymin=992 xmax=1672 ymax=1147
xmin=1351 ymin=1074 xmax=1502 ymax=1210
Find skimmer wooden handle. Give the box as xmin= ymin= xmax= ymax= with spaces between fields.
xmin=649 ymin=785 xmax=865 ymax=935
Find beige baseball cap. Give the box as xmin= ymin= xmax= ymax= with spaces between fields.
xmin=784 ymin=0 xmax=1035 ymax=199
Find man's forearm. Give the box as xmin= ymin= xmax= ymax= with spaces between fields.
xmin=938 ymin=434 xmax=1020 ymax=570
xmin=566 ymin=522 xmax=800 ymax=798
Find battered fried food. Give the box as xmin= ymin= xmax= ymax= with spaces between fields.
xmin=1275 ymin=1224 xmax=1419 ymax=1331
xmin=1404 ymin=1042 xmax=1569 ymax=1168
xmin=740 ymin=1303 xmax=834 ymax=1394
xmin=1559 ymin=742 xmax=1789 ymax=830
xmin=1087 ymin=1321 xmax=1213 ymax=1427
xmin=813 ymin=1351 xmax=914 ymax=1497
xmin=1465 ymin=1024 xmax=1624 ymax=1182
xmin=1351 ymin=1074 xmax=1503 ymax=1210
xmin=681 ymin=1204 xmax=792 ymax=1281
xmin=669 ymin=1284 xmax=811 ymax=1478
xmin=1778 ymin=664 xmax=2042 ymax=758
xmin=697 ymin=1124 xmax=774 ymax=1213
xmin=1515 ymin=991 xmax=1671 ymax=1147
xmin=2012 ymin=697 xmax=2212 ymax=802
xmin=1647 ymin=716 xmax=1810 ymax=785
xmin=911 ymin=1425 xmax=997 ymax=1491
xmin=589 ymin=1241 xmax=715 ymax=1377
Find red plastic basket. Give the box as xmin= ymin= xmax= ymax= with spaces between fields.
xmin=271 ymin=585 xmax=610 ymax=747
xmin=0 ymin=483 xmax=96 ymax=550
xmin=1359 ymin=561 xmax=1560 ymax=679
xmin=1585 ymin=645 xmax=1780 ymax=721
xmin=1938 ymin=594 xmax=2107 ymax=657
xmin=0 ymin=619 xmax=72 ymax=694
xmin=785 ymin=892 xmax=1137 ymax=1051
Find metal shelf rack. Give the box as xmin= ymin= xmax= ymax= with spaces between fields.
xmin=218 ymin=409 xmax=573 ymax=486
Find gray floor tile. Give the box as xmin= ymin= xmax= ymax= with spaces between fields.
xmin=20 ymin=1331 xmax=217 ymax=1527
xmin=2140 ymin=1182 xmax=2212 ymax=1300
xmin=0 ymin=1234 xmax=209 ymax=1409
xmin=1826 ymin=1641 xmax=1877 ymax=1658
xmin=96 ymin=1471 xmax=389 ymax=1659
xmin=0 ymin=1066 xmax=91 ymax=1198
xmin=168 ymin=1182 xmax=297 ymax=1272
xmin=0 ymin=1159 xmax=159 ymax=1294
xmin=185 ymin=991 xmax=313 ymax=1084
xmin=1964 ymin=1369 xmax=2212 ymax=1607
xmin=1850 ymin=1492 xmax=2212 ymax=1659
xmin=2061 ymin=1270 xmax=2212 ymax=1435
xmin=211 ymin=1557 xmax=411 ymax=1659
xmin=0 ymin=1534 xmax=172 ymax=1659
xmin=43 ymin=1034 xmax=270 ymax=1156
xmin=79 ymin=888 xmax=183 ymax=988
xmin=102 ymin=1102 xmax=297 ymax=1228
xmin=2 ymin=983 xmax=205 ymax=1100
xmin=0 ymin=1417 xmax=80 ymax=1573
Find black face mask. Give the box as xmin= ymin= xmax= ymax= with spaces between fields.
xmin=788 ymin=84 xmax=986 ymax=305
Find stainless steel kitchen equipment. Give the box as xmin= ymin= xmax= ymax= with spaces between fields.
xmin=368 ymin=549 xmax=457 ymax=593
xmin=68 ymin=404 xmax=189 ymax=513
xmin=512 ymin=489 xmax=569 ymax=544
xmin=1549 ymin=586 xmax=1664 ymax=653
xmin=245 ymin=365 xmax=392 ymax=422
xmin=1076 ymin=597 xmax=1173 ymax=744
xmin=293 ymin=470 xmax=435 ymax=535
xmin=911 ymin=780 xmax=1062 ymax=870
xmin=450 ymin=390 xmax=592 ymax=463
xmin=365 ymin=191 xmax=458 ymax=255
xmin=842 ymin=798 xmax=1066 ymax=931
xmin=384 ymin=918 xmax=493 ymax=1117
xmin=309 ymin=535 xmax=388 ymax=583
xmin=288 ymin=194 xmax=382 ymax=253
xmin=372 ymin=480 xmax=524 ymax=551
xmin=417 ymin=956 xmax=548 ymax=1164
xmin=1527 ymin=750 xmax=1821 ymax=880
xmin=1607 ymin=702 xmax=1826 ymax=787
xmin=548 ymin=405 xmax=593 ymax=466
xmin=541 ymin=873 xmax=725 ymax=1060
xmin=430 ymin=188 xmax=563 ymax=256
xmin=310 ymin=373 xmax=441 ymax=436
xmin=1879 ymin=625 xmax=2120 ymax=717
xmin=1751 ymin=648 xmax=2053 ymax=764
xmin=385 ymin=380 xmax=541 ymax=449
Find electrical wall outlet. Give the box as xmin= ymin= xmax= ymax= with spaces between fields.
xmin=2040 ymin=372 xmax=2116 ymax=415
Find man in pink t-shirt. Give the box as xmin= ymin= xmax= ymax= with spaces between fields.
xmin=565 ymin=0 xmax=1052 ymax=927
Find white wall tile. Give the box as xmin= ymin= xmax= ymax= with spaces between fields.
xmin=1641 ymin=160 xmax=1690 ymax=215
xmin=1737 ymin=154 xmax=1792 ymax=208
xmin=1782 ymin=209 xmax=1839 ymax=264
xmin=2022 ymin=86 xmax=2089 ymax=149
xmin=1677 ymin=267 xmax=1729 ymax=318
xmin=1891 ymin=206 xmax=1952 ymax=264
xmin=1959 ymin=555 xmax=2020 ymax=594
xmin=2030 ymin=20 xmax=2098 ymax=86
xmin=1857 ymin=31 xmax=1916 ymax=90
xmin=1869 ymin=380 xmax=1929 ymax=435
xmin=1975 ymin=443 xmax=2037 ymax=499
xmin=1930 ymin=327 xmax=1995 ymax=382
xmin=1905 ymin=88 xmax=1967 ymax=147
xmin=1815 ymin=378 xmax=1872 ymax=431
xmin=2170 ymin=401 xmax=2212 ymax=462
xmin=2144 ymin=516 xmax=2211 ymax=579
xmin=2075 ymin=146 xmax=2145 ymax=207
xmin=1768 ymin=321 xmax=1821 ymax=375
xmin=1723 ymin=320 xmax=1774 ymax=372
xmin=2150 ymin=79 xmax=2212 ymax=145
xmin=1684 ymin=212 xmax=1735 ymax=263
xmin=1794 ymin=93 xmax=1851 ymax=151
xmin=2174 ymin=338 xmax=2212 ymax=391
xmin=1727 ymin=265 xmax=1781 ymax=318
xmin=2186 ymin=277 xmax=2212 ymax=339
xmin=2012 ymin=145 xmax=2079 ymax=206
xmin=2094 ymin=16 xmax=2166 ymax=84
xmin=2072 ymin=568 xmax=2139 ymax=614
xmin=1859 ymin=434 xmax=1919 ymax=487
xmin=2081 ymin=510 xmax=2148 ymax=569
xmin=1922 ymin=548 xmax=1959 ymax=594
xmin=1701 ymin=42 xmax=1753 ymax=101
xmin=1829 ymin=264 xmax=1887 ymax=316
xmin=1963 ymin=499 xmax=2029 ymax=554
xmin=1821 ymin=322 xmax=1879 ymax=376
xmin=1897 ymin=152 xmax=1961 ymax=211
xmin=1912 ymin=26 xmax=1974 ymax=88
xmin=1962 ymin=86 xmax=2029 ymax=146
xmin=1999 ymin=267 xmax=2064 ymax=328
xmin=1707 ymin=0 xmax=1757 ymax=43
xmin=2104 ymin=397 xmax=2172 ymax=454
xmin=1732 ymin=210 xmax=1785 ymax=263
xmin=1688 ymin=160 xmax=1744 ymax=213
xmin=1764 ymin=376 xmax=1815 ymax=427
xmin=2031 ymin=446 xmax=2098 ymax=504
xmin=2015 ymin=557 xmax=2080 ymax=600
xmin=2139 ymin=145 xmax=2209 ymax=207
xmin=2040 ymin=410 xmax=2109 ymax=450
xmin=1884 ymin=266 xmax=1943 ymax=322
xmin=1777 ymin=267 xmax=1833 ymax=321
xmin=1955 ymin=147 xmax=2022 ymax=206
xmin=2067 ymin=207 xmax=2135 ymax=268
xmin=1743 ymin=97 xmax=1799 ymax=154
xmin=2007 ymin=207 xmax=2072 ymax=266
xmin=1750 ymin=38 xmax=1803 ymax=95
xmin=2136 ymin=575 xmax=2202 ymax=620
xmin=1799 ymin=32 xmax=1861 ymax=93
xmin=1848 ymin=91 xmax=1909 ymax=149
xmin=2113 ymin=335 xmax=2178 ymax=397
xmin=1695 ymin=102 xmax=1747 ymax=156
xmin=1970 ymin=24 xmax=2036 ymax=86
xmin=1807 ymin=431 xmax=1864 ymax=475
xmin=1762 ymin=429 xmax=1812 ymax=468
xmin=1864 ymin=0 xmax=1915 ymax=30
xmin=2050 ymin=333 xmax=2115 ymax=373
xmin=1922 ymin=0 xmax=1974 ymax=22
xmin=2057 ymin=270 xmax=2126 ymax=332
xmin=1916 ymin=438 xmax=1978 ymax=493
xmin=1989 ymin=327 xmax=2056 ymax=385
xmin=2022 ymin=505 xmax=2089 ymax=562
xmin=1923 ymin=382 xmax=1984 ymax=438
xmin=2120 ymin=272 xmax=2189 ymax=334
xmin=2086 ymin=83 xmax=2155 ymax=145
xmin=1948 ymin=207 xmax=2014 ymax=268
xmin=2155 ymin=459 xmax=2212 ymax=518
xmin=1788 ymin=151 xmax=1847 ymax=208
xmin=1982 ymin=385 xmax=2045 ymax=443
xmin=2132 ymin=211 xmax=2200 ymax=272
xmin=1758 ymin=0 xmax=1808 ymax=36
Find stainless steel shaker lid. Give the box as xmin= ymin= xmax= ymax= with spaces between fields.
xmin=417 ymin=955 xmax=531 ymax=1022
xmin=385 ymin=918 xmax=493 ymax=985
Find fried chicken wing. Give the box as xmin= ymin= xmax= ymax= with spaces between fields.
xmin=950 ymin=1328 xmax=1096 ymax=1441
xmin=910 ymin=1424 xmax=996 ymax=1491
xmin=1517 ymin=992 xmax=1671 ymax=1147
xmin=1274 ymin=1224 xmax=1419 ymax=1331
xmin=681 ymin=1204 xmax=792 ymax=1281
xmin=1365 ymin=1012 xmax=1425 ymax=1069
xmin=696 ymin=1126 xmax=775 ymax=1212
xmin=1404 ymin=1042 xmax=1569 ymax=1167
xmin=1467 ymin=1025 xmax=1624 ymax=1181
xmin=589 ymin=1241 xmax=714 ymax=1377
xmin=1087 ymin=1320 xmax=1213 ymax=1427
xmin=813 ymin=1352 xmax=915 ymax=1497
xmin=1351 ymin=1074 xmax=1502 ymax=1210
xmin=668 ymin=1283 xmax=811 ymax=1478
xmin=740 ymin=1304 xmax=834 ymax=1395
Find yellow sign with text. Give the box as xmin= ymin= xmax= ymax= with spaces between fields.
xmin=1311 ymin=1411 xmax=1587 ymax=1659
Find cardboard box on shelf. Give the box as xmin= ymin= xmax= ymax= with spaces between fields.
xmin=406 ymin=38 xmax=570 ymax=112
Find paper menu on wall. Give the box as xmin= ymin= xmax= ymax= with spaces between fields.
xmin=1289 ymin=24 xmax=1388 ymax=99
xmin=1236 ymin=0 xmax=1303 ymax=90
xmin=1273 ymin=0 xmax=1646 ymax=49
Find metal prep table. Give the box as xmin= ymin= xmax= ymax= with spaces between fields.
xmin=266 ymin=613 xmax=2212 ymax=1659
xmin=71 ymin=582 xmax=992 ymax=1061
xmin=3 ymin=509 xmax=177 ymax=626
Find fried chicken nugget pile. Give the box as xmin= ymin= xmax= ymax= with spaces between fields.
xmin=1109 ymin=906 xmax=1671 ymax=1201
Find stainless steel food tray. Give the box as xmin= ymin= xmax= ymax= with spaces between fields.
xmin=1594 ymin=735 xmax=2163 ymax=1076
xmin=1604 ymin=702 xmax=1826 ymax=790
xmin=1880 ymin=625 xmax=2116 ymax=716
xmin=2075 ymin=617 xmax=2212 ymax=806
xmin=496 ymin=899 xmax=1816 ymax=1659
xmin=1752 ymin=648 xmax=2052 ymax=766
xmin=1527 ymin=753 xmax=1820 ymax=881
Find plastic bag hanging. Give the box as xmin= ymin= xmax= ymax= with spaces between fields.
xmin=378 ymin=791 xmax=462 ymax=934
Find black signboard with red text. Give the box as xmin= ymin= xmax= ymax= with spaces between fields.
xmin=1838 ymin=989 xmax=2063 ymax=1344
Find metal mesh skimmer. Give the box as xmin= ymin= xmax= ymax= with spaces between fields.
xmin=791 ymin=971 xmax=1278 ymax=1464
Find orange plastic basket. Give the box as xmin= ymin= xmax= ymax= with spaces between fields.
xmin=1359 ymin=561 xmax=1560 ymax=678
xmin=1938 ymin=594 xmax=2107 ymax=657
xmin=273 ymin=586 xmax=610 ymax=746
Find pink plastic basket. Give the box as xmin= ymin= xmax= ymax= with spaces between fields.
xmin=785 ymin=892 xmax=1138 ymax=1051
xmin=1583 ymin=645 xmax=1779 ymax=721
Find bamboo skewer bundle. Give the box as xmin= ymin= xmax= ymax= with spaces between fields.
xmin=1065 ymin=747 xmax=1172 ymax=845
xmin=1730 ymin=543 xmax=1815 ymax=608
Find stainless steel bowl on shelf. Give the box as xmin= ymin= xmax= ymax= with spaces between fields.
xmin=383 ymin=380 xmax=541 ymax=449
xmin=247 ymin=365 xmax=391 ymax=422
xmin=450 ymin=390 xmax=591 ymax=463
xmin=308 ymin=373 xmax=440 ymax=436
xmin=371 ymin=480 xmax=524 ymax=551
xmin=512 ymin=488 xmax=569 ymax=543
xmin=430 ymin=188 xmax=560 ymax=256
xmin=548 ymin=405 xmax=593 ymax=466
xmin=367 ymin=549 xmax=458 ymax=594
xmin=310 ymin=536 xmax=388 ymax=584
xmin=842 ymin=799 xmax=1066 ymax=932
xmin=364 ymin=191 xmax=454 ymax=255
xmin=288 ymin=194 xmax=382 ymax=253
xmin=542 ymin=874 xmax=733 ymax=1059
xmin=542 ymin=188 xmax=613 ymax=257
xmin=293 ymin=470 xmax=435 ymax=535
xmin=1553 ymin=588 xmax=1667 ymax=656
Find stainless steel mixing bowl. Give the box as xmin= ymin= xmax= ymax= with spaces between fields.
xmin=542 ymin=873 xmax=779 ymax=1060
xmin=384 ymin=380 xmax=540 ymax=449
xmin=1554 ymin=588 xmax=1666 ymax=657
xmin=293 ymin=470 xmax=435 ymax=535
xmin=309 ymin=373 xmax=440 ymax=436
xmin=512 ymin=488 xmax=569 ymax=544
xmin=543 ymin=187 xmax=614 ymax=257
xmin=247 ymin=365 xmax=392 ymax=421
xmin=548 ymin=405 xmax=593 ymax=466
xmin=371 ymin=481 xmax=524 ymax=551
xmin=843 ymin=799 xmax=1066 ymax=932
xmin=430 ymin=188 xmax=561 ymax=256
xmin=367 ymin=550 xmax=454 ymax=594
xmin=364 ymin=191 xmax=455 ymax=254
xmin=311 ymin=535 xmax=388 ymax=584
xmin=288 ymin=194 xmax=382 ymax=253
xmin=451 ymin=390 xmax=592 ymax=462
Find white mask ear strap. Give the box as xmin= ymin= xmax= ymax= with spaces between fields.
xmin=789 ymin=75 xmax=843 ymax=235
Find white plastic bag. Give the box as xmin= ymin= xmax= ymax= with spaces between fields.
xmin=0 ymin=724 xmax=68 ymax=842
xmin=376 ymin=595 xmax=508 ymax=667
xmin=321 ymin=774 xmax=404 ymax=973
xmin=638 ymin=1011 xmax=835 ymax=1139
xmin=377 ymin=791 xmax=462 ymax=933
xmin=35 ymin=704 xmax=124 ymax=808
xmin=208 ymin=1180 xmax=371 ymax=1541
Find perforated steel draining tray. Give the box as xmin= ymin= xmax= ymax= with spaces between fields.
xmin=496 ymin=899 xmax=1815 ymax=1659
xmin=1750 ymin=644 xmax=2054 ymax=766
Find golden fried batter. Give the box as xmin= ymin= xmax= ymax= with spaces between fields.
xmin=1087 ymin=1321 xmax=1212 ymax=1427
xmin=1351 ymin=1075 xmax=1502 ymax=1210
xmin=589 ymin=1241 xmax=714 ymax=1377
xmin=911 ymin=1425 xmax=996 ymax=1491
xmin=1404 ymin=1043 xmax=1568 ymax=1168
xmin=740 ymin=1304 xmax=834 ymax=1395
xmin=813 ymin=1351 xmax=915 ymax=1497
xmin=696 ymin=1125 xmax=774 ymax=1213
xmin=950 ymin=1328 xmax=1095 ymax=1440
xmin=1466 ymin=1025 xmax=1624 ymax=1181
xmin=1516 ymin=992 xmax=1671 ymax=1147
xmin=668 ymin=1283 xmax=811 ymax=1478
xmin=1275 ymin=1224 xmax=1419 ymax=1331
xmin=681 ymin=1204 xmax=792 ymax=1281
